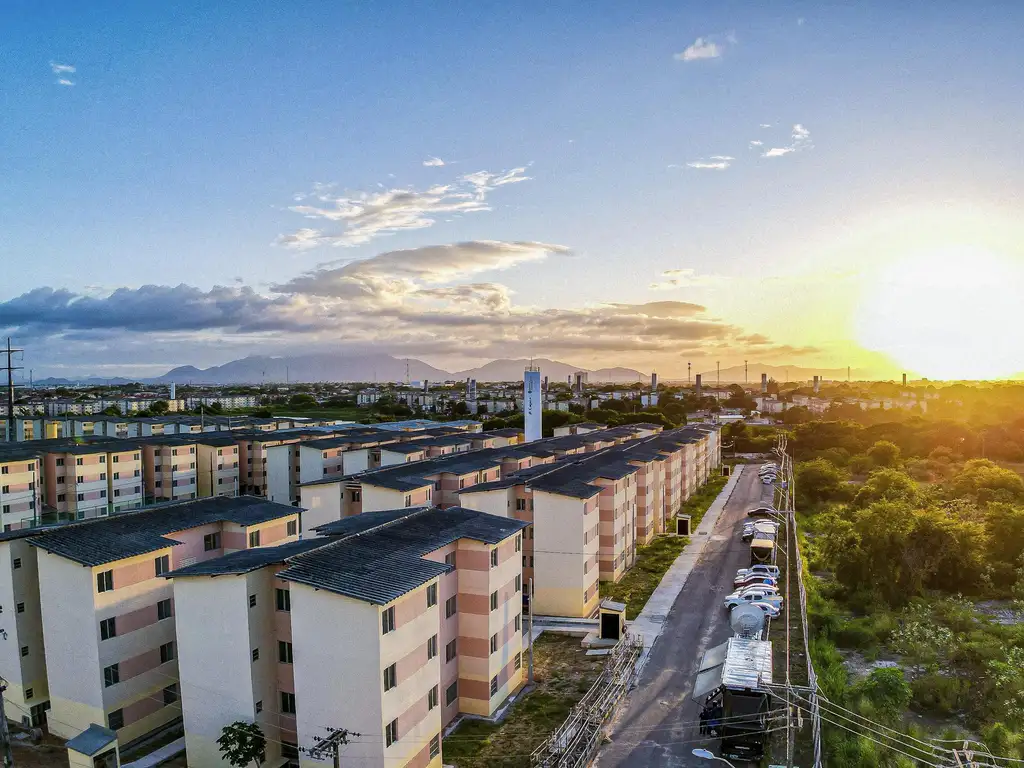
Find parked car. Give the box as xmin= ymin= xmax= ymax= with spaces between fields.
xmin=747 ymin=506 xmax=778 ymax=518
xmin=727 ymin=586 xmax=781 ymax=601
xmin=733 ymin=575 xmax=778 ymax=589
xmin=724 ymin=590 xmax=784 ymax=610
xmin=749 ymin=601 xmax=783 ymax=618
xmin=736 ymin=564 xmax=780 ymax=580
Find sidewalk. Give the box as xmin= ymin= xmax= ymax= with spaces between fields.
xmin=629 ymin=467 xmax=743 ymax=671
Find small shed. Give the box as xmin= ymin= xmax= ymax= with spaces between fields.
xmin=599 ymin=599 xmax=627 ymax=641
xmin=675 ymin=514 xmax=692 ymax=536
xmin=66 ymin=724 xmax=119 ymax=768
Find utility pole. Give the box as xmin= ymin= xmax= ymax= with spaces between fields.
xmin=3 ymin=339 xmax=24 ymax=444
xmin=687 ymin=361 xmax=691 ymax=387
xmin=0 ymin=677 xmax=14 ymax=767
xmin=744 ymin=360 xmax=748 ymax=384
xmin=716 ymin=361 xmax=720 ymax=386
xmin=528 ymin=578 xmax=535 ymax=684
xmin=306 ymin=728 xmax=359 ymax=768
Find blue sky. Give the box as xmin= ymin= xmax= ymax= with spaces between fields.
xmin=4 ymin=1 xmax=1024 ymax=378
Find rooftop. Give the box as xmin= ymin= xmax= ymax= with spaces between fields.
xmin=167 ymin=537 xmax=328 ymax=577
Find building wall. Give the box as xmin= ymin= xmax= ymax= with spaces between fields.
xmin=531 ymin=490 xmax=597 ymax=618
xmin=265 ymin=445 xmax=293 ymax=505
xmin=298 ymin=483 xmax=343 ymax=534
xmin=0 ymin=540 xmax=49 ymax=718
xmin=456 ymin=488 xmax=511 ymax=519
xmin=0 ymin=457 xmax=41 ymax=529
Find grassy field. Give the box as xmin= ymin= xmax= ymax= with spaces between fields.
xmin=677 ymin=473 xmax=729 ymax=528
xmin=442 ymin=635 xmax=606 ymax=768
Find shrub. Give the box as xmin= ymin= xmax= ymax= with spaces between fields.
xmin=910 ymin=672 xmax=969 ymax=716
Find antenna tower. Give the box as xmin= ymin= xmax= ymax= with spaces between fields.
xmin=3 ymin=338 xmax=24 ymax=443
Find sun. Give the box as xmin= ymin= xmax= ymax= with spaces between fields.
xmin=854 ymin=246 xmax=1024 ymax=380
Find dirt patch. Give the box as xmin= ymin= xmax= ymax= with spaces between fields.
xmin=442 ymin=635 xmax=606 ymax=767
xmin=839 ymin=648 xmax=904 ymax=679
xmin=975 ymin=599 xmax=1024 ymax=625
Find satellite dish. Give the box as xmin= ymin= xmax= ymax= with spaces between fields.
xmin=730 ymin=604 xmax=766 ymax=638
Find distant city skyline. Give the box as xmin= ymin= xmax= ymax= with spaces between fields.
xmin=4 ymin=3 xmax=1024 ymax=380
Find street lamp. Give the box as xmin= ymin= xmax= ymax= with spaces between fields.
xmin=691 ymin=748 xmax=737 ymax=767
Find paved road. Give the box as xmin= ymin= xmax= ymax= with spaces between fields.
xmin=596 ymin=466 xmax=771 ymax=768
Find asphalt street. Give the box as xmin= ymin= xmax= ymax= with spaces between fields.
xmin=596 ymin=465 xmax=771 ymax=768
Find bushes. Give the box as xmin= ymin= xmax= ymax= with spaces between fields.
xmin=796 ymin=458 xmax=852 ymax=507
xmin=911 ymin=673 xmax=969 ymax=716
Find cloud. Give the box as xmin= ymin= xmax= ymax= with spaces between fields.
xmin=762 ymin=123 xmax=812 ymax=158
xmin=423 ymin=157 xmax=445 ymax=167
xmin=649 ymin=268 xmax=724 ymax=290
xmin=797 ymin=17 xmax=806 ymax=26
xmin=50 ymin=62 xmax=76 ymax=86
xmin=759 ymin=123 xmax=773 ymax=128
xmin=57 ymin=78 xmax=75 ymax=87
xmin=277 ymin=167 xmax=531 ymax=249
xmin=674 ymin=37 xmax=722 ymax=62
xmin=749 ymin=140 xmax=763 ymax=147
xmin=685 ymin=158 xmax=731 ymax=170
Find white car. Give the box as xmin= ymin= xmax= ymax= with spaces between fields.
xmin=725 ymin=590 xmax=784 ymax=610
xmin=727 ymin=585 xmax=780 ymax=599
xmin=733 ymin=575 xmax=778 ymax=589
xmin=736 ymin=565 xmax=780 ymax=580
xmin=750 ymin=601 xmax=782 ymax=618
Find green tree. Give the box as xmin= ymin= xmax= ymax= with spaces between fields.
xmin=796 ymin=458 xmax=850 ymax=507
xmin=289 ymin=393 xmax=317 ymax=408
xmin=867 ymin=440 xmax=902 ymax=468
xmin=217 ymin=721 xmax=266 ymax=768
xmin=859 ymin=667 xmax=912 ymax=725
xmin=101 ymin=405 xmax=122 ymax=416
xmin=149 ymin=399 xmax=169 ymax=415
xmin=947 ymin=459 xmax=1024 ymax=504
xmin=853 ymin=469 xmax=919 ymax=508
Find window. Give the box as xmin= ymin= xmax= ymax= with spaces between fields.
xmin=107 ymin=709 xmax=123 ymax=730
xmin=56 ymin=458 xmax=65 ymax=467
xmin=445 ymin=595 xmax=457 ymax=618
xmin=155 ymin=555 xmax=170 ymax=577
xmin=427 ymin=634 xmax=438 ymax=660
xmin=248 ymin=594 xmax=257 ymax=608
xmin=491 ymin=549 xmax=499 ymax=568
xmin=276 ymin=588 xmax=291 ymax=612
xmin=514 ymin=652 xmax=522 ymax=670
xmin=254 ymin=700 xmax=263 ymax=715
xmin=381 ymin=606 xmax=395 ymax=634
xmin=76 ymin=458 xmax=83 ymax=466
xmin=96 ymin=570 xmax=113 ymax=592
xmin=444 ymin=551 xmax=456 ymax=567
xmin=490 ymin=676 xmax=498 ymax=697
xmin=248 ymin=530 xmax=261 ymax=548
xmin=445 ymin=681 xmax=458 ymax=706
xmin=385 ymin=719 xmax=398 ymax=748
xmin=383 ymin=663 xmax=397 ymax=692
xmin=163 ymin=684 xmax=179 ymax=705
xmin=515 ymin=498 xmax=526 ymax=510
xmin=515 ymin=574 xmax=522 ymax=593
xmin=404 ymin=495 xmax=412 ymax=507
xmin=77 ymin=476 xmax=84 ymax=483
xmin=446 ymin=639 xmax=457 ymax=663
xmin=251 ymin=648 xmax=260 ymax=662
xmin=490 ymin=591 xmax=498 ymax=611
xmin=160 ymin=642 xmax=175 ymax=663
xmin=427 ymin=684 xmax=439 ymax=710
xmin=204 ymin=532 xmax=221 ymax=551
xmin=426 ymin=583 xmax=437 ymax=608
xmin=100 ymin=618 xmax=116 ymax=640
xmin=458 ymin=478 xmax=466 ymax=490
xmin=99 ymin=490 xmax=107 ymax=499
xmin=1 ymin=486 xmax=7 ymax=494
xmin=430 ymin=734 xmax=440 ymax=759
xmin=112 ymin=455 xmax=119 ymax=463
xmin=286 ymin=520 xmax=297 ymax=536
xmin=16 ymin=603 xmax=24 ymax=613
xmin=57 ymin=494 xmax=65 ymax=502
xmin=20 ymin=646 xmax=29 ymax=657
xmin=350 ymin=489 xmax=361 ymax=502
xmin=12 ymin=558 xmax=22 ymax=570
xmin=529 ymin=526 xmax=534 ymax=539
xmin=280 ymin=691 xmax=296 ymax=714
xmin=103 ymin=664 xmax=119 ymax=687
xmin=522 ymin=555 xmax=527 ymax=567
xmin=515 ymin=534 xmax=522 ymax=552
xmin=24 ymin=688 xmax=33 ymax=700
xmin=157 ymin=598 xmax=172 ymax=620
xmin=490 ymin=634 xmax=498 ymax=654
xmin=99 ymin=473 xmax=106 ymax=481
xmin=515 ymin=614 xmax=521 ymax=632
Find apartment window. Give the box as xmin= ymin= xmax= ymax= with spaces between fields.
xmin=490 ymin=591 xmax=498 ymax=611
xmin=76 ymin=458 xmax=83 ymax=466
xmin=445 ymin=681 xmax=458 ymax=706
xmin=248 ymin=594 xmax=257 ymax=608
xmin=96 ymin=570 xmax=113 ymax=592
xmin=445 ymin=595 xmax=457 ymax=618
xmin=279 ymin=641 xmax=293 ymax=664
xmin=1 ymin=486 xmax=7 ymax=494
xmin=286 ymin=520 xmax=297 ymax=536
xmin=77 ymin=493 xmax=85 ymax=502
xmin=13 ymin=558 xmax=22 ymax=570
xmin=99 ymin=490 xmax=107 ymax=499
xmin=404 ymin=495 xmax=412 ymax=507
xmin=103 ymin=664 xmax=119 ymax=687
xmin=56 ymin=458 xmax=64 ymax=467
xmin=522 ymin=555 xmax=527 ymax=567
xmin=350 ymin=489 xmax=361 ymax=502
xmin=529 ymin=526 xmax=534 ymax=539
xmin=16 ymin=603 xmax=24 ymax=613
xmin=515 ymin=498 xmax=526 ymax=510
xmin=430 ymin=734 xmax=440 ymax=759
xmin=134 ymin=469 xmax=140 ymax=477
xmin=428 ymin=684 xmax=439 ymax=710
xmin=490 ymin=634 xmax=498 ymax=654
xmin=490 ymin=676 xmax=499 ymax=697
xmin=24 ymin=688 xmax=33 ymax=700
xmin=163 ymin=684 xmax=179 ymax=705
xmin=276 ymin=588 xmax=291 ymax=612
xmin=157 ymin=598 xmax=172 ymax=620
xmin=280 ymin=692 xmax=296 ymax=715
xmin=426 ymin=583 xmax=437 ymax=608
xmin=160 ymin=642 xmax=175 ymax=663
xmin=515 ymin=534 xmax=522 ymax=552
xmin=444 ymin=551 xmax=456 ymax=567
xmin=112 ymin=472 xmax=119 ymax=481
xmin=383 ymin=663 xmax=397 ymax=692
xmin=112 ymin=456 xmax=119 ymax=464
xmin=459 ymin=478 xmax=466 ymax=490
xmin=515 ymin=614 xmax=522 ymax=632
xmin=20 ymin=646 xmax=29 ymax=657
xmin=133 ymin=453 xmax=140 ymax=461
xmin=385 ymin=719 xmax=398 ymax=748
xmin=446 ymin=639 xmax=457 ymax=663
xmin=251 ymin=648 xmax=260 ymax=662
xmin=99 ymin=473 xmax=106 ymax=481
xmin=381 ymin=606 xmax=396 ymax=634
xmin=204 ymin=532 xmax=221 ymax=551
xmin=57 ymin=494 xmax=66 ymax=502
xmin=134 ymin=486 xmax=141 ymax=493
xmin=248 ymin=530 xmax=261 ymax=548
xmin=514 ymin=652 xmax=522 ymax=670
xmin=529 ymin=556 xmax=534 ymax=567
xmin=100 ymin=617 xmax=117 ymax=640
xmin=254 ymin=700 xmax=263 ymax=715
xmin=154 ymin=555 xmax=170 ymax=577
xmin=76 ymin=476 xmax=84 ymax=483
xmin=515 ymin=574 xmax=522 ymax=593
xmin=107 ymin=709 xmax=124 ymax=730
xmin=491 ymin=549 xmax=499 ymax=568
xmin=427 ymin=634 xmax=438 ymax=660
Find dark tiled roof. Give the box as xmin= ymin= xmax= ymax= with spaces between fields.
xmin=408 ymin=435 xmax=473 ymax=448
xmin=30 ymin=496 xmax=300 ymax=566
xmin=482 ymin=428 xmax=524 ymax=438
xmin=279 ymin=506 xmax=528 ymax=604
xmin=380 ymin=443 xmax=428 ymax=454
xmin=167 ymin=538 xmax=328 ymax=577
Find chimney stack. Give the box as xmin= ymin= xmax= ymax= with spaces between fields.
xmin=695 ymin=373 xmax=703 ymax=399
xmin=902 ymin=373 xmax=907 ymax=387
xmin=761 ymin=373 xmax=768 ymax=394
xmin=813 ymin=375 xmax=820 ymax=394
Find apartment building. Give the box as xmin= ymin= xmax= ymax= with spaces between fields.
xmin=39 ymin=443 xmax=143 ymax=521
xmin=27 ymin=496 xmax=300 ymax=746
xmin=169 ymin=505 xmax=527 ymax=768
xmin=0 ymin=449 xmax=43 ymax=530
xmin=195 ymin=437 xmax=241 ymax=498
xmin=141 ymin=439 xmax=199 ymax=503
